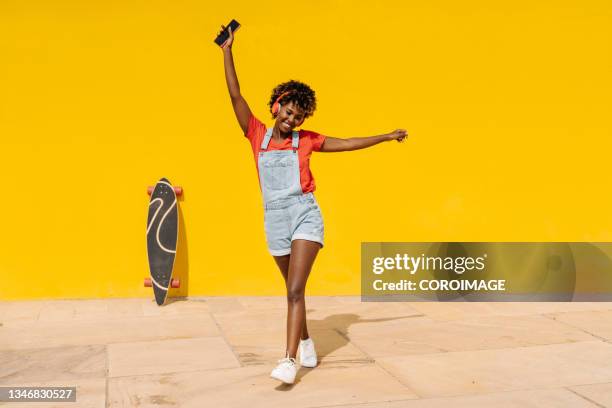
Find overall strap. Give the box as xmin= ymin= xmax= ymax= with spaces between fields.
xmin=261 ymin=128 xmax=300 ymax=151
xmin=261 ymin=128 xmax=274 ymax=150
xmin=291 ymin=131 xmax=299 ymax=151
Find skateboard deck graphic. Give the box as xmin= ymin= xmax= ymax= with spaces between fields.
xmin=146 ymin=178 xmax=179 ymax=305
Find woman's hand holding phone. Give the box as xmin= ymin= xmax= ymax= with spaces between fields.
xmin=219 ymin=25 xmax=234 ymax=50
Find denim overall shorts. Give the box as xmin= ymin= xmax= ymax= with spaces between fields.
xmin=258 ymin=128 xmax=324 ymax=256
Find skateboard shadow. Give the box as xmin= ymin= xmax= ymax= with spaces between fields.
xmin=274 ymin=311 xmax=423 ymax=390
xmin=169 ymin=193 xmax=189 ymax=299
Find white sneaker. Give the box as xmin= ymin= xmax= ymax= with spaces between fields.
xmin=299 ymin=338 xmax=317 ymax=368
xmin=270 ymin=357 xmax=298 ymax=384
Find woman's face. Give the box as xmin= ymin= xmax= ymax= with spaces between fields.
xmin=276 ymin=101 xmax=306 ymax=133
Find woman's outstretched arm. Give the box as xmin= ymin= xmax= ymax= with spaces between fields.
xmin=319 ymin=129 xmax=407 ymax=152
xmin=219 ymin=26 xmax=252 ymax=134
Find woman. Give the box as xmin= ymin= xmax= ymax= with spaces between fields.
xmin=219 ymin=25 xmax=407 ymax=384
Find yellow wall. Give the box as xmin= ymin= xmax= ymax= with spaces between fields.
xmin=1 ymin=0 xmax=610 ymax=300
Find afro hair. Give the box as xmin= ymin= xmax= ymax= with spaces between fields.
xmin=269 ymin=80 xmax=317 ymax=119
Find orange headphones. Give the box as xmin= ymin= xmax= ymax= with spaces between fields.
xmin=271 ymin=91 xmax=292 ymax=115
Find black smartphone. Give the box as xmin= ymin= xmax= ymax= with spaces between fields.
xmin=214 ymin=19 xmax=241 ymax=46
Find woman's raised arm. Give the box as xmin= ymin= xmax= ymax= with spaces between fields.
xmin=220 ymin=26 xmax=252 ymax=134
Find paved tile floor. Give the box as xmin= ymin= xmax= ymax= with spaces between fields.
xmin=1 ymin=297 xmax=611 ymax=407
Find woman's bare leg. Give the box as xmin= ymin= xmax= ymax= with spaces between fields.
xmin=284 ymin=239 xmax=320 ymax=358
xmin=273 ymin=254 xmax=309 ymax=341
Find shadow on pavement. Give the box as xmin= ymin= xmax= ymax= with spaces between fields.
xmin=276 ymin=312 xmax=423 ymax=389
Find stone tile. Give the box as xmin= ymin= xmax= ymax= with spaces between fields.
xmin=200 ymin=296 xmax=245 ymax=314
xmin=108 ymin=337 xmax=239 ymax=377
xmin=569 ymin=382 xmax=612 ymax=407
xmin=0 ymin=345 xmax=106 ymax=384
xmin=237 ymin=296 xmax=344 ymax=311
xmin=212 ymin=303 xmax=421 ymax=338
xmin=72 ymin=300 xmax=111 ymax=320
xmin=345 ymin=314 xmax=593 ymax=357
xmin=335 ymin=296 xmax=363 ymax=304
xmin=1 ymin=313 xmax=219 ymax=351
xmin=213 ymin=309 xmax=287 ymax=335
xmin=305 ymin=303 xmax=424 ymax=333
xmin=237 ymin=296 xmax=287 ymax=310
xmin=38 ymin=301 xmax=76 ymax=322
xmin=0 ymin=377 xmax=106 ymax=408
xmin=376 ymin=341 xmax=612 ymax=398
xmin=405 ymin=302 xmax=503 ymax=322
xmin=2 ymin=299 xmax=143 ymax=328
xmin=301 ymin=296 xmax=346 ymax=309
xmin=314 ymin=302 xmax=423 ymax=320
xmin=222 ymin=330 xmax=285 ymax=366
xmin=105 ymin=298 xmax=145 ymax=317
xmin=548 ymin=310 xmax=612 ymax=340
xmin=407 ymin=302 xmax=612 ymax=322
xmin=108 ymin=364 xmax=417 ymax=407
xmin=324 ymin=388 xmax=594 ymax=408
xmin=488 ymin=302 xmax=612 ymax=316
xmin=36 ymin=299 xmax=144 ymax=323
xmin=0 ymin=300 xmax=44 ymax=323
xmin=140 ymin=298 xmax=210 ymax=317
xmin=225 ymin=329 xmax=369 ymax=366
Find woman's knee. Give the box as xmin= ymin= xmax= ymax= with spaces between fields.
xmin=286 ymin=287 xmax=305 ymax=304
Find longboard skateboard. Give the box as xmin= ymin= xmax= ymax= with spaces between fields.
xmin=145 ymin=178 xmax=182 ymax=305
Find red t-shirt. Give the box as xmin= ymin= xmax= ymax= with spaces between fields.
xmin=245 ymin=114 xmax=326 ymax=194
